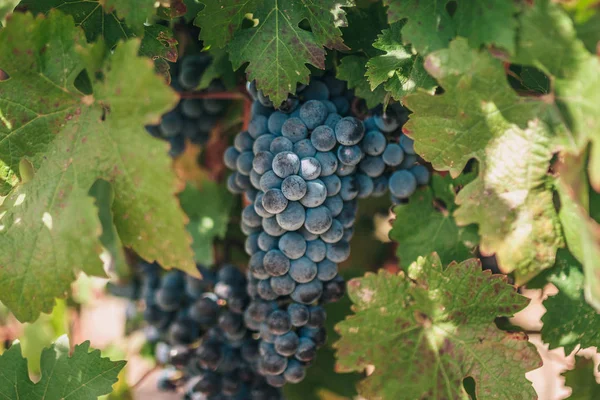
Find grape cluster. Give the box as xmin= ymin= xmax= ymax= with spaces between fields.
xmin=146 ymin=54 xmax=229 ymax=157
xmin=224 ymin=76 xmax=429 ymax=388
xmin=128 ymin=262 xmax=283 ymax=400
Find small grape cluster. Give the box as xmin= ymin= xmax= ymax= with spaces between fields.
xmin=224 ymin=76 xmax=429 ymax=389
xmin=127 ymin=262 xmax=283 ymax=399
xmin=146 ymin=54 xmax=228 ymax=157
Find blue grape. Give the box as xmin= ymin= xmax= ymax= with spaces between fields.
xmin=388 ymin=170 xmax=417 ymax=199
xmin=324 ymin=195 xmax=343 ymax=217
xmin=323 ymin=75 xmax=346 ymax=96
xmin=291 ymin=279 xmax=323 ymax=304
xmin=270 ymin=274 xmax=296 ymax=296
xmin=372 ymin=175 xmax=388 ymax=196
xmin=257 ymin=279 xmax=279 ymax=300
xmin=268 ymin=111 xmax=288 ymax=135
xmin=321 ymin=174 xmax=341 ymax=196
xmin=236 ymin=151 xmax=254 ymax=175
xmin=374 ymin=113 xmax=400 ymax=133
xmin=270 ymin=136 xmax=294 ymax=153
xmin=252 ymin=100 xmax=273 ymax=117
xmin=294 ymin=139 xmax=317 ymax=158
xmin=310 ymin=125 xmax=336 ymax=151
xmin=322 ymin=100 xmax=337 ymax=113
xmin=299 ymin=100 xmax=328 ymax=130
xmin=260 ymin=170 xmax=283 ymax=192
xmin=253 ymin=151 xmax=275 ymax=175
xmin=298 ymin=226 xmax=318 ymax=241
xmin=356 ymin=173 xmax=374 ymax=198
xmin=307 ymin=306 xmax=326 ymax=328
xmin=224 ymin=147 xmax=240 ymax=170
xmin=181 ymin=99 xmax=204 ymax=118
xmin=289 ymin=257 xmax=317 ymax=283
xmin=299 ymin=157 xmax=322 ymax=180
xmin=326 ymin=241 xmax=350 ymax=263
xmin=234 ymin=131 xmax=254 ymax=152
xmin=399 ymin=134 xmax=416 ymax=154
xmin=266 ymin=374 xmax=287 ymax=387
xmin=314 ymin=151 xmax=338 ymax=177
xmin=322 ymin=275 xmax=346 ymax=304
xmin=363 ymin=116 xmax=377 ymax=131
xmin=245 ymin=233 xmax=260 ymax=255
xmin=301 ymin=80 xmax=329 ymax=101
xmin=331 ymin=96 xmax=349 ymax=114
xmin=339 ymin=176 xmax=358 ymax=201
xmin=260 ymin=352 xmax=288 ymax=376
xmin=274 ymin=331 xmax=300 ymax=356
xmin=281 ymin=175 xmax=307 ymax=201
xmin=335 ymin=117 xmax=364 ymax=145
xmin=250 ymin=169 xmax=262 ymax=190
xmin=262 ymin=188 xmax=288 ymax=214
xmin=382 ymin=143 xmax=404 ymax=166
xmin=304 ymin=206 xmax=333 ymax=234
xmin=295 ymin=338 xmax=316 ymax=362
xmin=258 ymin=232 xmax=279 ymax=252
xmin=305 ymin=239 xmax=327 ymax=263
xmin=300 ymin=180 xmax=327 ymax=207
xmin=276 ymin=201 xmax=306 ymax=231
xmin=250 ymin=252 xmax=270 ymax=279
xmin=410 ymin=165 xmax=430 ymax=185
xmin=336 ymin=163 xmax=355 ymax=177
xmin=278 ymin=232 xmax=307 ymax=260
xmin=299 ymin=326 xmax=327 ymax=347
xmin=234 ymin=171 xmax=251 ymax=191
xmin=160 ymin=111 xmax=183 ymax=137
xmin=272 ymin=151 xmax=301 ymax=178
xmin=337 ymin=145 xmax=363 ymax=166
xmin=253 ymin=134 xmax=276 ymax=153
xmin=342 ymin=226 xmax=354 ymax=241
xmin=320 ymin=219 xmax=344 ymax=243
xmin=241 ymin=221 xmax=260 ymax=235
xmin=263 ymin=216 xmax=286 ymax=237
xmin=359 ymin=155 xmax=386 ymax=178
xmin=325 ymin=113 xmax=342 ymax=129
xmin=317 ymin=259 xmax=337 ymax=281
xmin=263 ymin=250 xmax=291 ymax=276
xmin=248 ymin=115 xmax=269 ymax=138
xmin=287 ymin=304 xmax=309 ymax=327
xmin=283 ymin=360 xmax=306 ymax=383
xmin=260 ymin=322 xmax=277 ymax=343
xmin=399 ymin=153 xmax=418 ymax=169
xmin=242 ymin=205 xmax=262 ymax=227
xmin=281 ymin=117 xmax=308 ymax=143
xmin=267 ymin=310 xmax=292 ymax=335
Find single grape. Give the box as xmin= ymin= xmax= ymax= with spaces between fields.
xmin=374 ymin=113 xmax=400 ymax=133
xmin=263 ymin=249 xmax=291 ymax=276
xmin=325 ymin=113 xmax=342 ymax=129
xmin=322 ymin=100 xmax=337 ymax=113
xmin=250 ymin=169 xmax=263 ymax=190
xmin=317 ymin=259 xmax=338 ymax=281
xmin=281 ymin=175 xmax=307 ymax=201
xmin=257 ymin=279 xmax=279 ymax=300
xmin=301 ymin=80 xmax=330 ymax=101
xmin=293 ymin=138 xmax=317 ymax=158
xmin=274 ymin=331 xmax=300 ymax=356
xmin=262 ymin=188 xmax=288 ymax=214
xmin=253 ymin=151 xmax=275 ymax=175
xmin=320 ymin=219 xmax=344 ymax=243
xmin=250 ymin=251 xmax=270 ymax=279
xmin=335 ymin=117 xmax=365 ymax=145
xmin=259 ymin=352 xmax=288 ymax=376
xmin=307 ymin=306 xmax=327 ymax=328
xmin=337 ymin=145 xmax=364 ymax=166
xmin=281 ymin=117 xmax=308 ymax=143
xmin=272 ymin=151 xmax=301 ymax=178
xmin=399 ymin=153 xmax=418 ymax=169
xmin=410 ymin=165 xmax=430 ymax=185
xmin=242 ymin=204 xmax=262 ymax=228
xmin=289 ymin=257 xmax=318 ymax=283
xmin=258 ymin=232 xmax=279 ymax=252
xmin=399 ymin=134 xmax=416 ymax=154
xmin=267 ymin=310 xmax=292 ymax=335
xmin=356 ymin=173 xmax=374 ymax=198
xmin=248 ymin=115 xmax=269 ymax=138
xmin=359 ymin=155 xmax=386 ymax=178
xmin=290 ymin=279 xmax=323 ymax=304
xmin=299 ymin=157 xmax=322 ymax=180
xmin=259 ymin=170 xmax=283 ymax=192
xmin=388 ymin=170 xmax=417 ymax=199
xmin=304 ymin=206 xmax=333 ymax=234
xmin=160 ymin=111 xmax=183 ymax=137
xmin=268 ymin=111 xmax=289 ymax=135
xmin=326 ymin=241 xmax=350 ymax=263
xmin=270 ymin=136 xmax=294 ymax=153
xmin=276 ymin=201 xmax=306 ymax=231
xmin=288 ymin=303 xmax=310 ymax=327
xmin=382 ymin=143 xmax=404 ymax=166
xmin=300 ymin=179 xmax=327 ymax=208
xmin=299 ymin=100 xmax=328 ymax=130
xmin=236 ymin=151 xmax=254 ymax=175
xmin=310 ymin=125 xmax=336 ymax=151
xmin=314 ymin=151 xmax=338 ymax=177
xmin=253 ymin=134 xmax=277 ymax=153
xmin=234 ymin=131 xmax=254 ymax=152
xmin=321 ymin=175 xmax=341 ymax=197
xmin=278 ymin=232 xmax=307 ymax=260
xmin=224 ymin=147 xmax=240 ymax=170
xmin=270 ymin=274 xmax=296 ymax=296
xmin=283 ymin=359 xmax=306 ymax=383
xmin=295 ymin=338 xmax=317 ymax=362
xmin=263 ymin=216 xmax=286 ymax=237
xmin=339 ymin=176 xmax=358 ymax=201
xmin=305 ymin=239 xmax=327 ymax=263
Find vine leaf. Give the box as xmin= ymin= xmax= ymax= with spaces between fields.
xmin=337 ymin=55 xmax=386 ymax=109
xmin=536 ymin=250 xmax=600 ymax=354
xmin=179 ymin=181 xmax=233 ymax=266
xmin=334 ymin=254 xmax=540 ymax=400
xmin=404 ymin=38 xmax=564 ymax=283
xmin=390 ymin=175 xmax=478 ymax=268
xmin=102 ymin=0 xmax=156 ymax=34
xmin=365 ymin=22 xmax=436 ymax=101
xmin=199 ymin=0 xmax=353 ymax=104
xmin=563 ymin=356 xmax=600 ymax=400
xmin=0 ymin=336 xmax=125 ymax=399
xmin=0 ymin=0 xmax=18 ymax=24
xmin=0 ymin=12 xmax=196 ymax=322
xmin=23 ymin=0 xmax=178 ymax=80
xmin=512 ymin=0 xmax=600 ymax=191
xmin=383 ymin=0 xmax=517 ymax=55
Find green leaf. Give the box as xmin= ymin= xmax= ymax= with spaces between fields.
xmin=179 ymin=181 xmax=233 ymax=266
xmin=404 ymin=38 xmax=564 ymax=283
xmin=102 ymin=0 xmax=155 ymax=35
xmin=197 ymin=48 xmax=236 ymax=90
xmin=335 ymin=254 xmax=540 ymax=400
xmin=512 ymin=0 xmax=600 ymax=191
xmin=23 ymin=1 xmax=177 ymax=80
xmin=0 ymin=12 xmax=196 ymax=322
xmin=390 ymin=177 xmax=478 ymax=268
xmin=341 ymin=2 xmax=388 ymax=58
xmin=383 ymin=0 xmax=517 ymax=55
xmin=337 ymin=55 xmax=386 ymax=109
xmin=520 ymin=67 xmax=550 ymax=94
xmin=563 ymin=356 xmax=600 ymax=400
xmin=365 ymin=23 xmax=436 ymax=101
xmin=207 ymin=0 xmax=353 ymax=104
xmin=89 ymin=180 xmax=128 ymax=278
xmin=538 ymin=249 xmax=600 ymax=354
xmin=0 ymin=336 xmax=125 ymax=399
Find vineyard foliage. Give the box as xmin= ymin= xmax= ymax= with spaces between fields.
xmin=0 ymin=0 xmax=598 ymax=399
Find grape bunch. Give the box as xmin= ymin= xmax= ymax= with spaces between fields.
xmin=122 ymin=262 xmax=283 ymax=399
xmin=146 ymin=54 xmax=229 ymax=157
xmin=224 ymin=76 xmax=428 ymax=389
